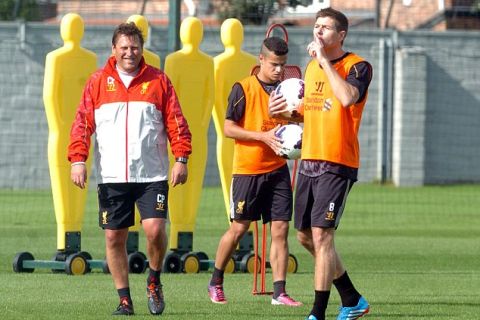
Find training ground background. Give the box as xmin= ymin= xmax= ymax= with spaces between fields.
xmin=0 ymin=23 xmax=479 ymax=188
xmin=0 ymin=19 xmax=479 ymax=320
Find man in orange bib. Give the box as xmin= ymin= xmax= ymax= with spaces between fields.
xmin=208 ymin=36 xmax=302 ymax=307
xmin=270 ymin=8 xmax=373 ymax=320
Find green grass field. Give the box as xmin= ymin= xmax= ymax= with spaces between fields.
xmin=1 ymin=184 xmax=479 ymax=319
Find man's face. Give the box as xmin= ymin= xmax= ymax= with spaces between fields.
xmin=313 ymin=16 xmax=345 ymax=47
xmin=258 ymin=51 xmax=287 ymax=83
xmin=112 ymin=34 xmax=143 ymax=73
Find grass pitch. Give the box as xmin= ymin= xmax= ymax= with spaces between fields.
xmin=1 ymin=184 xmax=479 ymax=319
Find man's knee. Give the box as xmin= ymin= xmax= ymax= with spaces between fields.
xmin=270 ymin=221 xmax=289 ymax=242
xmin=229 ymin=221 xmax=250 ymax=242
xmin=296 ymin=230 xmax=311 ymax=248
xmin=105 ymin=229 xmax=128 ymax=248
xmin=144 ymin=218 xmax=167 ymax=242
xmin=312 ymin=228 xmax=335 ymax=249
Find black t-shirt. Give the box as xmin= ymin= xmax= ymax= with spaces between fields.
xmin=225 ymin=76 xmax=279 ymax=123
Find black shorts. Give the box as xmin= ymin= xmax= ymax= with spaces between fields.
xmin=97 ymin=181 xmax=168 ymax=230
xmin=294 ymin=172 xmax=354 ymax=230
xmin=230 ymin=165 xmax=292 ymax=223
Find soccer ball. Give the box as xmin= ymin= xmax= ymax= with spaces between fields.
xmin=275 ymin=124 xmax=303 ymax=160
xmin=274 ymin=78 xmax=304 ymax=119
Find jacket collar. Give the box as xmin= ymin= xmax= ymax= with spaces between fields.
xmin=105 ymin=55 xmax=147 ymax=79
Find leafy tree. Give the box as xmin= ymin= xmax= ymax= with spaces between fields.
xmin=473 ymin=0 xmax=480 ymax=11
xmin=288 ymin=0 xmax=313 ymax=7
xmin=0 ymin=0 xmax=40 ymax=21
xmin=217 ymin=0 xmax=277 ymax=25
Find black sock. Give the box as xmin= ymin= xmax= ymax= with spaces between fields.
xmin=333 ymin=271 xmax=361 ymax=307
xmin=273 ymin=280 xmax=286 ymax=299
xmin=147 ymin=268 xmax=161 ymax=286
xmin=210 ymin=267 xmax=224 ymax=286
xmin=310 ymin=290 xmax=330 ymax=320
xmin=117 ymin=287 xmax=132 ymax=304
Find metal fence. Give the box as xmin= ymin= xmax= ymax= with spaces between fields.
xmin=0 ymin=21 xmax=479 ymax=189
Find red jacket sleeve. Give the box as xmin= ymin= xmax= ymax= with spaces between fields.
xmin=67 ymin=72 xmax=98 ymax=163
xmin=161 ymin=74 xmax=192 ymax=158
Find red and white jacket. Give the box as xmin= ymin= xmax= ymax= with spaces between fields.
xmin=68 ymin=56 xmax=192 ymax=184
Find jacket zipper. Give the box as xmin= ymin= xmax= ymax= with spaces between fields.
xmin=125 ymin=88 xmax=129 ymax=182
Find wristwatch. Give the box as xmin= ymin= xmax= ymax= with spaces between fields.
xmin=175 ymin=157 xmax=188 ymax=164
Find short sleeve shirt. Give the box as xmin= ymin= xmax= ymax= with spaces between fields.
xmin=300 ymin=55 xmax=373 ymax=180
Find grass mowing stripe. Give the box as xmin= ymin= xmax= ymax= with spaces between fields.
xmin=1 ymin=184 xmax=479 ymax=319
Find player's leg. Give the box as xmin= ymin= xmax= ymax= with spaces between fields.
xmin=297 ymin=228 xmax=314 ymax=256
xmin=98 ymin=183 xmax=135 ymax=315
xmin=214 ymin=220 xmax=251 ymax=270
xmin=294 ymin=171 xmax=315 ymax=256
xmin=266 ymin=165 xmax=302 ymax=306
xmin=334 ymin=252 xmax=368 ymax=318
xmin=142 ymin=218 xmax=168 ymax=273
xmin=319 ymin=175 xmax=369 ymax=320
xmin=267 ymin=166 xmax=291 ymax=285
xmin=141 ymin=217 xmax=167 ymax=314
xmin=269 ymin=220 xmax=289 ymax=284
xmin=334 ymin=253 xmax=363 ymax=315
xmin=105 ymin=230 xmax=130 ymax=288
xmin=295 ymin=173 xmax=334 ymax=320
xmin=105 ymin=228 xmax=132 ymax=315
xmin=310 ymin=226 xmax=336 ymax=320
xmin=208 ymin=219 xmax=250 ymax=304
xmin=269 ymin=220 xmax=302 ymax=306
xmin=209 ymin=173 xmax=261 ymax=304
xmin=136 ymin=181 xmax=169 ymax=315
xmin=311 ymin=172 xmax=369 ymax=320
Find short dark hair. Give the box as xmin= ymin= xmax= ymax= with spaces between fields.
xmin=261 ymin=36 xmax=289 ymax=56
xmin=112 ymin=22 xmax=144 ymax=47
xmin=316 ymin=7 xmax=349 ymax=33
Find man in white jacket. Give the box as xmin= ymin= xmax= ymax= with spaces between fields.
xmin=68 ymin=22 xmax=192 ymax=316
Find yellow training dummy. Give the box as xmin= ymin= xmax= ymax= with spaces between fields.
xmin=127 ymin=15 xmax=161 ymax=68
xmin=43 ymin=13 xmax=97 ymax=250
xmin=164 ymin=17 xmax=214 ymax=250
xmin=213 ymin=18 xmax=257 ymax=219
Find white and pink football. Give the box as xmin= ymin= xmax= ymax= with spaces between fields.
xmin=274 ymin=78 xmax=304 ymax=119
xmin=275 ymin=124 xmax=303 ymax=160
